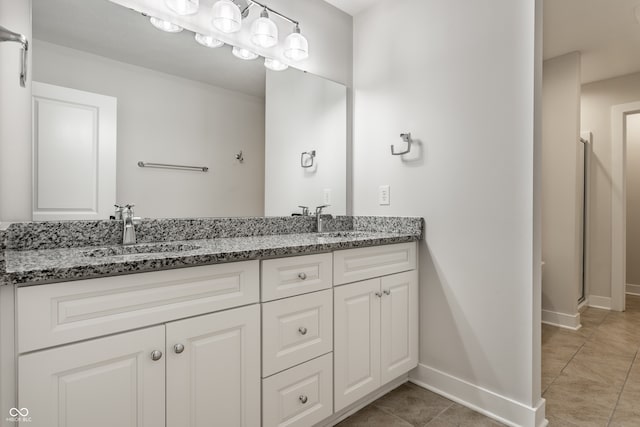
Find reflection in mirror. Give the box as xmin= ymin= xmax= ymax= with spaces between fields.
xmin=31 ymin=0 xmax=346 ymax=219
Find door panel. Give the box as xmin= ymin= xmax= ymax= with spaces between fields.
xmin=18 ymin=326 xmax=165 ymax=427
xmin=166 ymin=304 xmax=260 ymax=427
xmin=380 ymin=270 xmax=419 ymax=384
xmin=333 ymin=278 xmax=381 ymax=411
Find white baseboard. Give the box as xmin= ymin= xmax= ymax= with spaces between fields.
xmin=578 ymin=299 xmax=588 ymax=313
xmin=541 ymin=309 xmax=581 ymax=330
xmin=588 ymin=295 xmax=612 ymax=310
xmin=409 ymin=364 xmax=547 ymax=427
xmin=626 ymin=284 xmax=640 ymax=296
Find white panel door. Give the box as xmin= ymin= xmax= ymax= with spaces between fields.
xmin=18 ymin=326 xmax=165 ymax=427
xmin=166 ymin=304 xmax=261 ymax=427
xmin=32 ymin=81 xmax=116 ymax=220
xmin=333 ymin=278 xmax=381 ymax=411
xmin=380 ymin=270 xmax=419 ymax=384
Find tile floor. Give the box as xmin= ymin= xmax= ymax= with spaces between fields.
xmin=542 ymin=295 xmax=640 ymax=426
xmin=336 ymin=382 xmax=505 ymax=426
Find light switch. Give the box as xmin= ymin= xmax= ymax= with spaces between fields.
xmin=323 ymin=188 xmax=332 ymax=205
xmin=378 ymin=185 xmax=390 ymax=205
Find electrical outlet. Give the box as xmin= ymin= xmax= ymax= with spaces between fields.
xmin=378 ymin=185 xmax=390 ymax=206
xmin=323 ymin=188 xmax=332 ymax=205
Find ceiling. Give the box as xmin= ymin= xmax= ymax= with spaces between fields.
xmin=33 ymin=0 xmax=267 ymax=97
xmin=322 ymin=0 xmax=380 ymax=16
xmin=544 ymin=0 xmax=640 ymax=83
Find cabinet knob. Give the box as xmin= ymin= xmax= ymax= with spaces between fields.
xmin=383 ymin=289 xmax=391 ymax=295
xmin=375 ymin=292 xmax=383 ymax=298
xmin=298 ymin=327 xmax=308 ymax=335
xmin=299 ymin=395 xmax=308 ymax=404
xmin=174 ymin=343 xmax=185 ymax=354
xmin=298 ymin=272 xmax=307 ymax=280
xmin=150 ymin=350 xmax=163 ymax=361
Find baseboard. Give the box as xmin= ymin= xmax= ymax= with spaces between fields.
xmin=588 ymin=295 xmax=612 ymax=310
xmin=578 ymin=299 xmax=588 ymax=313
xmin=541 ymin=309 xmax=581 ymax=330
xmin=318 ymin=374 xmax=408 ymax=426
xmin=409 ymin=364 xmax=547 ymax=427
xmin=626 ymin=284 xmax=640 ymax=296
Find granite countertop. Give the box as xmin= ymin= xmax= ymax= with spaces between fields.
xmin=3 ymin=230 xmax=419 ymax=286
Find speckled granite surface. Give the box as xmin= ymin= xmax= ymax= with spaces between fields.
xmin=1 ymin=216 xmax=423 ymax=286
xmin=5 ymin=216 xmax=365 ymax=250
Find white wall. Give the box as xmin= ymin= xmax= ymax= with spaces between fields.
xmin=581 ymin=71 xmax=640 ymax=298
xmin=265 ymin=68 xmax=347 ymax=216
xmin=352 ymin=0 xmax=543 ymax=425
xmin=541 ymin=53 xmax=582 ymax=323
xmin=33 ymin=40 xmax=265 ymax=219
xmin=627 ymin=114 xmax=640 ymax=285
xmin=0 ymin=0 xmax=32 ymax=223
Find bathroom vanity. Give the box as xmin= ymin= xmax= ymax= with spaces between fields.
xmin=0 ymin=216 xmax=421 ymax=427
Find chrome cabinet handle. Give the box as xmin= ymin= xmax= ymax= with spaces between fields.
xmin=150 ymin=350 xmax=163 ymax=361
xmin=299 ymin=395 xmax=308 ymax=404
xmin=174 ymin=344 xmax=185 ymax=354
xmin=375 ymin=292 xmax=383 ymax=298
xmin=383 ymin=289 xmax=391 ymax=295
xmin=298 ymin=327 xmax=308 ymax=335
xmin=298 ymin=272 xmax=307 ymax=280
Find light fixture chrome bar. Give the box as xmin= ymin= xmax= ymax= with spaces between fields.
xmin=241 ymin=0 xmax=299 ymax=26
xmin=137 ymin=161 xmax=209 ymax=172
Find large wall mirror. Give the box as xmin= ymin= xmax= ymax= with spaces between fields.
xmin=31 ymin=0 xmax=347 ymax=220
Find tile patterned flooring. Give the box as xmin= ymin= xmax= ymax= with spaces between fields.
xmin=340 ymin=295 xmax=640 ymax=427
xmin=336 ymin=382 xmax=505 ymax=426
xmin=543 ymin=295 xmax=640 ymax=426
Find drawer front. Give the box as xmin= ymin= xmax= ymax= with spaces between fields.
xmin=17 ymin=261 xmax=259 ymax=353
xmin=261 ymin=253 xmax=332 ymax=302
xmin=262 ymin=289 xmax=333 ymax=377
xmin=333 ymin=242 xmax=417 ymax=286
xmin=262 ymin=353 xmax=333 ymax=427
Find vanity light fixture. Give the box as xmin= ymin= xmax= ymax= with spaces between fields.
xmin=284 ymin=24 xmax=308 ymax=61
xmin=212 ymin=0 xmax=243 ymax=33
xmin=264 ymin=57 xmax=288 ymax=71
xmin=195 ymin=33 xmax=224 ymax=48
xmin=250 ymin=7 xmax=278 ymax=48
xmin=149 ymin=17 xmax=184 ymax=33
xmin=165 ymin=0 xmax=199 ymax=16
xmin=232 ymin=46 xmax=259 ymax=60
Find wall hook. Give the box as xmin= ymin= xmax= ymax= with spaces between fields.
xmin=301 ymin=150 xmax=316 ymax=168
xmin=391 ymin=133 xmax=412 ymax=155
xmin=235 ymin=151 xmax=244 ymax=162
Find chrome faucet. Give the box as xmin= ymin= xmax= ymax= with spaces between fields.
xmin=121 ymin=204 xmax=141 ymax=245
xmin=315 ymin=205 xmax=331 ymax=232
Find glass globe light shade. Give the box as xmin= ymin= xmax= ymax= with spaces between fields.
xmin=250 ymin=9 xmax=278 ymax=48
xmin=264 ymin=58 xmax=288 ymax=71
xmin=212 ymin=0 xmax=242 ymax=34
xmin=284 ymin=26 xmax=309 ymax=61
xmin=195 ymin=33 xmax=224 ymax=48
xmin=149 ymin=17 xmax=183 ymax=33
xmin=165 ymin=0 xmax=199 ymax=15
xmin=232 ymin=46 xmax=259 ymax=60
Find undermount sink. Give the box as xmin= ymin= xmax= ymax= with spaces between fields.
xmin=81 ymin=243 xmax=201 ymax=257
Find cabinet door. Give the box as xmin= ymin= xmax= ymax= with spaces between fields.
xmin=381 ymin=270 xmax=419 ymax=384
xmin=333 ymin=278 xmax=381 ymax=412
xmin=166 ymin=304 xmax=260 ymax=427
xmin=19 ymin=326 xmax=165 ymax=427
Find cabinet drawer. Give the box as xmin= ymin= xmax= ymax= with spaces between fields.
xmin=261 ymin=253 xmax=332 ymax=302
xmin=17 ymin=261 xmax=259 ymax=353
xmin=262 ymin=353 xmax=333 ymax=427
xmin=333 ymin=242 xmax=417 ymax=286
xmin=262 ymin=289 xmax=333 ymax=377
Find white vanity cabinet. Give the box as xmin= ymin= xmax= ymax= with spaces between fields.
xmin=16 ymin=262 xmax=261 ymax=427
xmin=333 ymin=249 xmax=418 ymax=412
